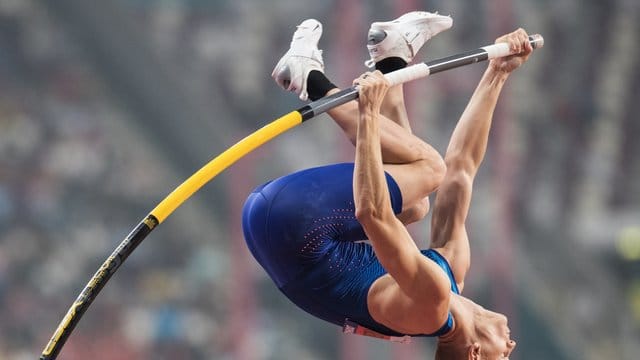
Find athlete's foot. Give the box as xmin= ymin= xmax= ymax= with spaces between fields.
xmin=365 ymin=11 xmax=453 ymax=69
xmin=272 ymin=19 xmax=324 ymax=101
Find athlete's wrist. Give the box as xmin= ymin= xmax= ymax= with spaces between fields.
xmin=358 ymin=103 xmax=382 ymax=118
xmin=482 ymin=66 xmax=510 ymax=87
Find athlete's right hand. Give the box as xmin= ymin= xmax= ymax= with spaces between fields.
xmin=353 ymin=71 xmax=389 ymax=114
xmin=489 ymin=28 xmax=532 ymax=74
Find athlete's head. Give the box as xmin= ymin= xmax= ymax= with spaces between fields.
xmin=436 ymin=297 xmax=516 ymax=359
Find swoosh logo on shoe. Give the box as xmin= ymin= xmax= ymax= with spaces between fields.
xmin=405 ymin=32 xmax=419 ymax=43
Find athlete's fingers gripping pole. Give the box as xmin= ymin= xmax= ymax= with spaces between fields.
xmin=40 ymin=34 xmax=543 ymax=360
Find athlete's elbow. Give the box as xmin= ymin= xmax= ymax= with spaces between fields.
xmin=432 ymin=154 xmax=447 ymax=185
xmin=355 ymin=205 xmax=378 ymax=225
xmin=355 ymin=203 xmax=392 ymax=225
xmin=444 ymin=152 xmax=479 ymax=177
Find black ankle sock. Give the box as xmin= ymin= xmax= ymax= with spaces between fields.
xmin=307 ymin=70 xmax=338 ymax=101
xmin=375 ymin=57 xmax=407 ymax=74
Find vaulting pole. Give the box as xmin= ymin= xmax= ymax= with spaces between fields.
xmin=40 ymin=35 xmax=544 ymax=360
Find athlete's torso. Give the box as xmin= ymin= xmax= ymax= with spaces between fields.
xmin=242 ymin=163 xmax=458 ymax=337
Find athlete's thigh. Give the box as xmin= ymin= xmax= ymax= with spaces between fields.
xmin=383 ymin=159 xmax=439 ymax=212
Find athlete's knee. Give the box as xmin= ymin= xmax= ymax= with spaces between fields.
xmin=416 ymin=153 xmax=447 ymax=192
xmin=433 ymin=156 xmax=447 ymax=185
xmin=396 ymin=157 xmax=445 ymax=207
xmin=398 ymin=197 xmax=430 ymax=225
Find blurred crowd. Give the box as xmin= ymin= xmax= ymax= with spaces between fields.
xmin=0 ymin=0 xmax=638 ymax=359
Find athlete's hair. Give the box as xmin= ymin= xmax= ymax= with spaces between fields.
xmin=435 ymin=341 xmax=469 ymax=360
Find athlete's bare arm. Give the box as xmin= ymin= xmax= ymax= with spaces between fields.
xmin=430 ymin=29 xmax=533 ymax=291
xmin=326 ymin=89 xmax=444 ymax=216
xmin=353 ymin=71 xmax=450 ymax=334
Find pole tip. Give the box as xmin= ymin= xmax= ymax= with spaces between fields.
xmin=529 ymin=34 xmax=544 ymax=49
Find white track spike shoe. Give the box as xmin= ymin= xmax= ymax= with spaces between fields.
xmin=272 ymin=19 xmax=324 ymax=101
xmin=365 ymin=11 xmax=453 ymax=68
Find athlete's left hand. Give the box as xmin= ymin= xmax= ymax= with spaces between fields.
xmin=489 ymin=28 xmax=532 ymax=74
xmin=353 ymin=71 xmax=389 ymax=113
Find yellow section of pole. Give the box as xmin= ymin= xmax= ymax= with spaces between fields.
xmin=150 ymin=110 xmax=303 ymax=223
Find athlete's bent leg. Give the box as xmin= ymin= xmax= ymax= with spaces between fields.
xmin=360 ymin=11 xmax=452 ymax=215
xmin=271 ymin=17 xmax=446 ymax=212
xmin=326 ymin=90 xmax=445 ymax=211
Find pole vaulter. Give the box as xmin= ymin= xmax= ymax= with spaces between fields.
xmin=40 ymin=34 xmax=543 ymax=360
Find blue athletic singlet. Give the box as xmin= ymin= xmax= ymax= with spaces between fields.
xmin=242 ymin=163 xmax=459 ymax=337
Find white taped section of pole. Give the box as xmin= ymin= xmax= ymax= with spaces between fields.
xmin=482 ymin=34 xmax=544 ymax=59
xmin=384 ymin=63 xmax=430 ymax=86
xmin=481 ymin=43 xmax=512 ymax=59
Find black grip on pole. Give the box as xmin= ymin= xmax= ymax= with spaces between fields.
xmin=40 ymin=216 xmax=158 ymax=359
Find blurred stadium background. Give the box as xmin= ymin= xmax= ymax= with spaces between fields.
xmin=0 ymin=0 xmax=638 ymax=359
